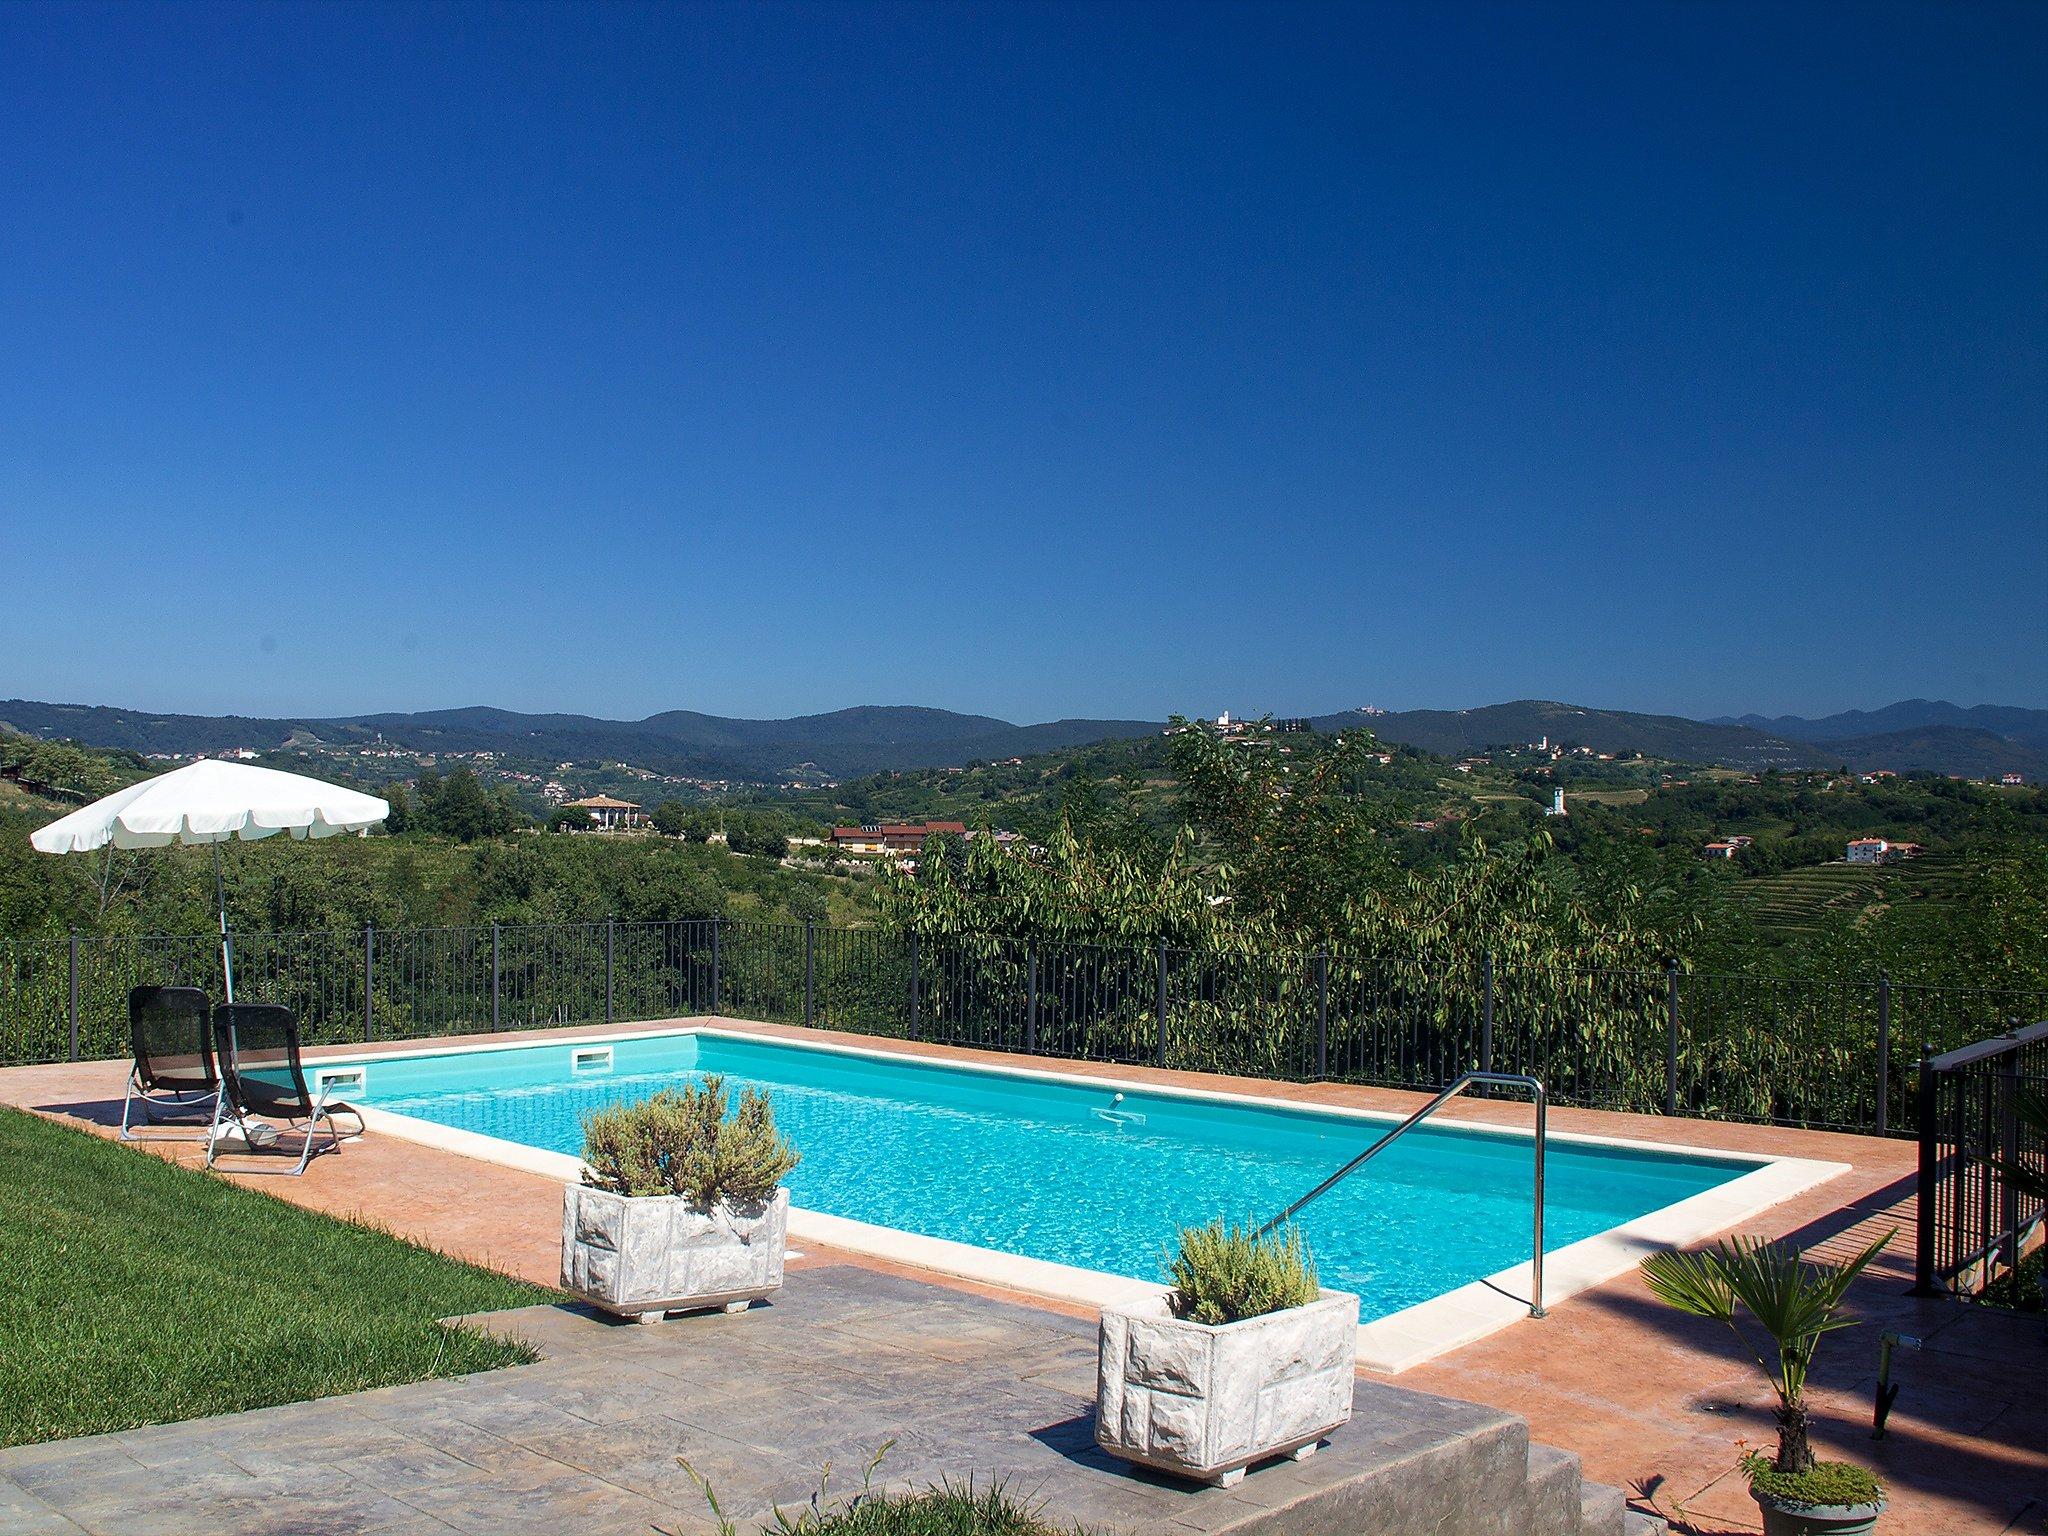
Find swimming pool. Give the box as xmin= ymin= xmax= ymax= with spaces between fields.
xmin=333 ymin=1025 xmax=1843 ymax=1368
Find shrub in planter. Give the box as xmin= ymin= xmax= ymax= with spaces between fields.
xmin=1738 ymin=1452 xmax=1886 ymax=1536
xmin=1096 ymin=1221 xmax=1357 ymax=1488
xmin=562 ymin=1077 xmax=800 ymax=1320
xmin=1640 ymin=1232 xmax=1891 ymax=1535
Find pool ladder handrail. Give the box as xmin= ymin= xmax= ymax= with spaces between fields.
xmin=1254 ymin=1071 xmax=1548 ymax=1319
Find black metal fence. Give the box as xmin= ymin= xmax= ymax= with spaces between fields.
xmin=1914 ymin=1020 xmax=2048 ymax=1297
xmin=3 ymin=919 xmax=2043 ymax=1138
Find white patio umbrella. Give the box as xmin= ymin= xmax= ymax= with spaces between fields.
xmin=30 ymin=759 xmax=389 ymax=1001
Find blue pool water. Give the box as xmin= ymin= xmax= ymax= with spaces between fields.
xmin=359 ymin=1031 xmax=1752 ymax=1322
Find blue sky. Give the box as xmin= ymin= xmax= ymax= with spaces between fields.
xmin=2 ymin=1 xmax=2042 ymax=725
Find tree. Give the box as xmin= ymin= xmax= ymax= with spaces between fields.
xmin=549 ymin=804 xmax=592 ymax=832
xmin=1166 ymin=717 xmax=1400 ymax=946
xmin=656 ymin=805 xmax=717 ymax=842
xmin=409 ymin=769 xmax=527 ymax=843
xmin=725 ymin=815 xmax=789 ymax=859
xmin=880 ymin=820 xmax=1223 ymax=950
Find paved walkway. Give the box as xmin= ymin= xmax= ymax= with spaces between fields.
xmin=4 ymin=1020 xmax=2044 ymax=1533
xmin=0 ymin=1265 xmax=1532 ymax=1536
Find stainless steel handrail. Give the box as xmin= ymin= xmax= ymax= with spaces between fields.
xmin=1255 ymin=1071 xmax=1548 ymax=1318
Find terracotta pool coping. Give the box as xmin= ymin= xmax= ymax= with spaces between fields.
xmin=321 ymin=1018 xmax=1850 ymax=1371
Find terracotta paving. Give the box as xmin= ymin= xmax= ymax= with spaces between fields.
xmin=4 ymin=1017 xmax=2043 ymax=1535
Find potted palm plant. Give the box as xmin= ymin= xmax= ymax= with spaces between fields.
xmin=1096 ymin=1220 xmax=1357 ymax=1488
xmin=1640 ymin=1231 xmax=1891 ymax=1535
xmin=562 ymin=1076 xmax=799 ymax=1320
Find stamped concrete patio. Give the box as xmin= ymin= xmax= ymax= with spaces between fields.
xmin=0 ymin=1264 xmax=1627 ymax=1536
xmin=3 ymin=1017 xmax=2043 ymax=1535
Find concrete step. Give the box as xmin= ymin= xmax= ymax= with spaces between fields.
xmin=1622 ymin=1510 xmax=1669 ymax=1536
xmin=1195 ymin=1378 xmax=1535 ymax=1536
xmin=1524 ymin=1443 xmax=1583 ymax=1535
xmin=1577 ymin=1479 xmax=1627 ymax=1536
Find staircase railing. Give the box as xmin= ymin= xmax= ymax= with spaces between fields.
xmin=1256 ymin=1071 xmax=1549 ymax=1318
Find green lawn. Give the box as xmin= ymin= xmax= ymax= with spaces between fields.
xmin=0 ymin=1106 xmax=552 ymax=1447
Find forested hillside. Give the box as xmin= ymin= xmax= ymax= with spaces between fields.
xmin=0 ymin=732 xmax=868 ymax=938
xmin=5 ymin=722 xmax=2044 ymax=1000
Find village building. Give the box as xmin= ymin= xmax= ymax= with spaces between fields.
xmin=830 ymin=820 xmax=969 ymax=855
xmin=1846 ymin=837 xmax=1922 ymax=864
xmin=562 ymin=794 xmax=645 ymax=830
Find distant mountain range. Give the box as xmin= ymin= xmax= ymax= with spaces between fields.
xmin=0 ymin=700 xmax=1161 ymax=783
xmin=3 ymin=695 xmax=2043 ymax=783
xmin=1713 ymin=700 xmax=2048 ymax=751
xmin=1325 ymin=699 xmax=2048 ymax=777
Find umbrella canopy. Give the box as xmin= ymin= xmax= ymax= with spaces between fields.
xmin=31 ymin=759 xmax=389 ymax=1006
xmin=31 ymin=759 xmax=388 ymax=853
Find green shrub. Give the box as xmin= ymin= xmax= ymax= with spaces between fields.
xmin=1165 ymin=1220 xmax=1319 ymax=1325
xmin=1981 ymin=1248 xmax=2044 ymax=1312
xmin=675 ymin=1444 xmax=1080 ymax=1536
xmin=770 ymin=1481 xmax=1067 ymax=1536
xmin=1740 ymin=1452 xmax=1883 ymax=1508
xmin=581 ymin=1076 xmax=799 ymax=1206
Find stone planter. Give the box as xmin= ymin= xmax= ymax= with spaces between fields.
xmin=561 ymin=1184 xmax=788 ymax=1319
xmin=1753 ymin=1489 xmax=1885 ymax=1536
xmin=1096 ymin=1289 xmax=1358 ymax=1487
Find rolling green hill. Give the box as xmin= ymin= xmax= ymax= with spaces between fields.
xmin=1736 ymin=852 xmax=1976 ymax=937
xmin=1313 ymin=700 xmax=1823 ymax=770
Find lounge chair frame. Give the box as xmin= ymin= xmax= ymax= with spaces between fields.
xmin=121 ymin=985 xmax=221 ymax=1142
xmin=207 ymin=1002 xmax=362 ymax=1176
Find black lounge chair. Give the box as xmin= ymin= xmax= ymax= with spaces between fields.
xmin=122 ymin=985 xmax=220 ymax=1141
xmin=207 ymin=1002 xmax=361 ymax=1176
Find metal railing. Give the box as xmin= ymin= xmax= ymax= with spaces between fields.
xmin=1914 ymin=1020 xmax=2048 ymax=1298
xmin=2 ymin=917 xmax=2043 ymax=1139
xmin=1257 ymin=1070 xmax=1548 ymax=1317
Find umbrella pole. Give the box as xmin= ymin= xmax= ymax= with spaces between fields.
xmin=213 ymin=840 xmax=235 ymax=1004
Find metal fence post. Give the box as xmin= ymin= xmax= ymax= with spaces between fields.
xmin=1875 ymin=972 xmax=1891 ymax=1137
xmin=1912 ymin=1042 xmax=1940 ymax=1294
xmin=605 ymin=917 xmax=615 ymax=1026
xmin=1997 ymin=1056 xmax=2022 ymax=1278
xmin=1155 ymin=943 xmax=1169 ymax=1068
xmin=1480 ymin=950 xmax=1494 ymax=1076
xmin=1314 ymin=952 xmax=1329 ymax=1078
xmin=67 ymin=929 xmax=80 ymax=1062
xmin=491 ymin=922 xmax=501 ymax=1032
xmin=1664 ymin=962 xmax=1680 ymax=1116
xmin=908 ymin=934 xmax=920 ymax=1040
xmin=804 ymin=921 xmax=816 ymax=1029
xmin=363 ymin=924 xmax=375 ymax=1043
xmin=710 ymin=916 xmax=722 ymax=1015
xmin=1025 ymin=944 xmax=1038 ymax=1055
